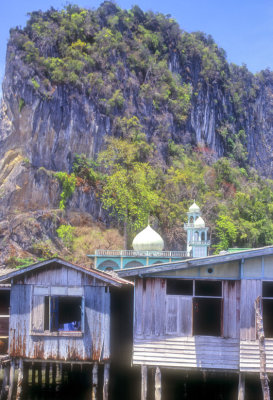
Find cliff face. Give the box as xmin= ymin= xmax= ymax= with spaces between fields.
xmin=1 ymin=2 xmax=273 ymax=264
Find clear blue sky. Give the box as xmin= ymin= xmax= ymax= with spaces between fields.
xmin=1 ymin=0 xmax=273 ymax=92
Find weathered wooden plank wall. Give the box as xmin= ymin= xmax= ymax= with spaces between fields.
xmin=15 ymin=264 xmax=105 ymax=287
xmin=9 ymin=284 xmax=110 ymax=361
xmin=134 ymin=278 xmax=242 ymax=370
xmin=240 ymin=280 xmax=261 ymax=340
xmin=134 ymin=279 xmax=166 ymax=338
xmin=223 ymin=281 xmax=240 ymax=339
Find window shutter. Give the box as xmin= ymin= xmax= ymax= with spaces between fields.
xmin=166 ymin=296 xmax=178 ymax=334
xmin=31 ymin=295 xmax=44 ymax=333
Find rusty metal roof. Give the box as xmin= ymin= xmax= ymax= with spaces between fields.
xmin=0 ymin=258 xmax=132 ymax=287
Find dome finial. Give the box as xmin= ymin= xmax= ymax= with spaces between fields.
xmin=189 ymin=201 xmax=200 ymax=213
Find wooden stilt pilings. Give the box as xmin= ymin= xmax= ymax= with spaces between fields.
xmin=103 ymin=362 xmax=110 ymax=400
xmin=155 ymin=366 xmax=161 ymax=400
xmin=15 ymin=359 xmax=24 ymax=400
xmin=7 ymin=359 xmax=15 ymax=400
xmin=238 ymin=373 xmax=245 ymax=400
xmin=141 ymin=365 xmax=148 ymax=400
xmin=45 ymin=363 xmax=49 ymax=389
xmin=0 ymin=364 xmax=9 ymax=400
xmin=92 ymin=362 xmax=98 ymax=400
xmin=41 ymin=363 xmax=46 ymax=389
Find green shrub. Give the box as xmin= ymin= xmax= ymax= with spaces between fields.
xmin=55 ymin=172 xmax=76 ymax=209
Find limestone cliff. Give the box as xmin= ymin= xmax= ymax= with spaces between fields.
xmin=1 ymin=2 xmax=273 ymax=264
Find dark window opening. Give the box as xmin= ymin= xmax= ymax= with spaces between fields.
xmin=167 ymin=280 xmax=193 ymax=295
xmin=44 ymin=296 xmax=49 ymax=331
xmin=193 ymin=298 xmax=222 ymax=336
xmin=201 ymin=232 xmax=205 ymax=241
xmin=262 ymin=282 xmax=273 ymax=297
xmin=45 ymin=296 xmax=82 ymax=332
xmin=195 ymin=280 xmax=222 ymax=297
xmin=0 ymin=292 xmax=10 ymax=314
xmin=263 ymin=299 xmax=273 ymax=337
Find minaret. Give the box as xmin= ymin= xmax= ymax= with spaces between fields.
xmin=184 ymin=201 xmax=210 ymax=257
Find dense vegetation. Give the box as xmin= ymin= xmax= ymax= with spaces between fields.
xmin=7 ymin=2 xmax=273 ymax=256
xmin=56 ymin=126 xmax=273 ymax=253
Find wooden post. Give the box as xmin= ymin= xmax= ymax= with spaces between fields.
xmin=0 ymin=365 xmax=9 ymax=400
xmin=141 ymin=365 xmax=148 ymax=400
xmin=31 ymin=363 xmax=35 ymax=386
xmin=49 ymin=363 xmax=53 ymax=388
xmin=7 ymin=359 xmax=15 ymax=400
xmin=52 ymin=363 xmax=56 ymax=388
xmin=103 ymin=363 xmax=110 ymax=400
xmin=16 ymin=358 xmax=24 ymax=400
xmin=255 ymin=296 xmax=270 ymax=400
xmin=56 ymin=363 xmax=61 ymax=391
xmin=155 ymin=367 xmax=161 ymax=400
xmin=45 ymin=363 xmax=49 ymax=388
xmin=238 ymin=373 xmax=245 ymax=400
xmin=38 ymin=364 xmax=42 ymax=387
xmin=92 ymin=362 xmax=98 ymax=400
xmin=41 ymin=363 xmax=46 ymax=389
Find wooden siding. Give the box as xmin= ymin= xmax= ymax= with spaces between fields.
xmin=240 ymin=279 xmax=261 ymax=340
xmin=133 ymin=337 xmax=239 ymax=370
xmin=223 ymin=281 xmax=240 ymax=339
xmin=9 ymin=284 xmax=110 ymax=361
xmin=134 ymin=278 xmax=166 ymax=338
xmin=16 ymin=264 xmax=101 ymax=287
xmin=240 ymin=339 xmax=273 ymax=372
xmin=134 ymin=278 xmax=241 ymax=370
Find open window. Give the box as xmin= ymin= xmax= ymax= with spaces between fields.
xmin=32 ymin=295 xmax=84 ymax=334
xmin=262 ymin=282 xmax=273 ymax=337
xmin=193 ymin=280 xmax=222 ymax=336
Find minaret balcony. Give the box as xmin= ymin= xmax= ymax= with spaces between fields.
xmin=184 ymin=223 xmax=195 ymax=228
xmin=189 ymin=240 xmax=210 ymax=246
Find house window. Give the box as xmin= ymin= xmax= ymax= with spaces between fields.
xmin=167 ymin=280 xmax=193 ymax=295
xmin=193 ymin=280 xmax=222 ymax=336
xmin=32 ymin=295 xmax=84 ymax=334
xmin=262 ymin=282 xmax=273 ymax=337
xmin=46 ymin=296 xmax=82 ymax=332
xmin=165 ymin=279 xmax=222 ymax=337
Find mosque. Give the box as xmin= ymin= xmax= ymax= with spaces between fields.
xmin=88 ymin=202 xmax=210 ymax=271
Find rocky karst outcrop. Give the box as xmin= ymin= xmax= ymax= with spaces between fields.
xmin=1 ymin=2 xmax=273 ymax=264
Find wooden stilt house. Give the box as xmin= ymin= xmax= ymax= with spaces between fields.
xmin=0 ymin=258 xmax=131 ymax=400
xmin=118 ymin=246 xmax=273 ymax=400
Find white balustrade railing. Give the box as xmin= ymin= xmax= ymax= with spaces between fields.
xmin=95 ymin=249 xmax=188 ymax=258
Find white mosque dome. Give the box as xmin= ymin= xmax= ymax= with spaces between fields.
xmin=189 ymin=202 xmax=200 ymax=213
xmin=132 ymin=225 xmax=164 ymax=251
xmin=194 ymin=216 xmax=205 ymax=228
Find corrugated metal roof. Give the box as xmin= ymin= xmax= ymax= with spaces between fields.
xmin=0 ymin=258 xmax=132 ymax=287
xmin=118 ymin=245 xmax=273 ymax=277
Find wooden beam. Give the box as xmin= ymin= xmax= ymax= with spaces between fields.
xmin=255 ymin=296 xmax=270 ymax=400
xmin=141 ymin=365 xmax=148 ymax=400
xmin=238 ymin=373 xmax=245 ymax=400
xmin=16 ymin=358 xmax=24 ymax=400
xmin=7 ymin=359 xmax=15 ymax=400
xmin=155 ymin=367 xmax=161 ymax=400
xmin=103 ymin=363 xmax=110 ymax=400
xmin=92 ymin=362 xmax=98 ymax=400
